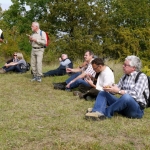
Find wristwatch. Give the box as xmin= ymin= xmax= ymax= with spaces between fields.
xmin=118 ymin=90 xmax=121 ymax=94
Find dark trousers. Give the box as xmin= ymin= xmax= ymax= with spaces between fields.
xmin=78 ymin=84 xmax=99 ymax=99
xmin=44 ymin=69 xmax=66 ymax=77
xmin=3 ymin=65 xmax=22 ymax=73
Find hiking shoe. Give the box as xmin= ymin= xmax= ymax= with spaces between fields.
xmin=65 ymin=88 xmax=71 ymax=92
xmin=54 ymin=84 xmax=66 ymax=90
xmin=85 ymin=96 xmax=94 ymax=101
xmin=37 ymin=77 xmax=42 ymax=82
xmin=31 ymin=76 xmax=37 ymax=82
xmin=0 ymin=68 xmax=6 ymax=73
xmin=73 ymin=91 xmax=82 ymax=96
xmin=42 ymin=73 xmax=46 ymax=77
xmin=85 ymin=111 xmax=106 ymax=121
xmin=78 ymin=93 xmax=85 ymax=99
xmin=53 ymin=82 xmax=67 ymax=86
xmin=86 ymin=108 xmax=93 ymax=113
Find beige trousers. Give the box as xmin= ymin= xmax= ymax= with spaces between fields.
xmin=31 ymin=48 xmax=44 ymax=77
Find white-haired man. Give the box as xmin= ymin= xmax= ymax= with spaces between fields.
xmin=86 ymin=55 xmax=149 ymax=120
xmin=29 ymin=22 xmax=46 ymax=82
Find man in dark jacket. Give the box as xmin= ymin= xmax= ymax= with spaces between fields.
xmin=43 ymin=54 xmax=73 ymax=77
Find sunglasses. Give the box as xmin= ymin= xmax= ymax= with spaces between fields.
xmin=14 ymin=55 xmax=17 ymax=56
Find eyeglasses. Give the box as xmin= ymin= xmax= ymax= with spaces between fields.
xmin=93 ymin=65 xmax=99 ymax=70
xmin=123 ymin=64 xmax=131 ymax=67
xmin=14 ymin=55 xmax=17 ymax=56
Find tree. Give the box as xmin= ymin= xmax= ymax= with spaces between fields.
xmin=1 ymin=0 xmax=150 ymax=64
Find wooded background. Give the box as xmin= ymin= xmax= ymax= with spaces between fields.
xmin=0 ymin=0 xmax=150 ymax=66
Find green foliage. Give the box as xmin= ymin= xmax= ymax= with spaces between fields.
xmin=142 ymin=66 xmax=150 ymax=76
xmin=1 ymin=0 xmax=150 ymax=63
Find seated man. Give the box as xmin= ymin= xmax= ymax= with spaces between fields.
xmin=53 ymin=50 xmax=96 ymax=91
xmin=73 ymin=58 xmax=115 ymax=100
xmin=43 ymin=54 xmax=73 ymax=77
xmin=85 ymin=55 xmax=149 ymax=120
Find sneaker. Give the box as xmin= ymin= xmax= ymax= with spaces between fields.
xmin=73 ymin=91 xmax=81 ymax=96
xmin=85 ymin=111 xmax=106 ymax=121
xmin=31 ymin=76 xmax=37 ymax=82
xmin=37 ymin=77 xmax=42 ymax=82
xmin=86 ymin=108 xmax=93 ymax=113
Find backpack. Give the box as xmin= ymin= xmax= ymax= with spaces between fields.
xmin=123 ymin=72 xmax=150 ymax=107
xmin=26 ymin=63 xmax=31 ymax=71
xmin=20 ymin=62 xmax=30 ymax=73
xmin=40 ymin=30 xmax=50 ymax=48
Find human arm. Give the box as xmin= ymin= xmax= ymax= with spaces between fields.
xmin=5 ymin=62 xmax=18 ymax=67
xmin=79 ymin=61 xmax=88 ymax=68
xmin=103 ymin=73 xmax=148 ymax=98
xmin=60 ymin=59 xmax=71 ymax=66
xmin=66 ymin=67 xmax=82 ymax=73
xmin=85 ymin=77 xmax=96 ymax=88
xmin=29 ymin=31 xmax=46 ymax=46
xmin=66 ymin=72 xmax=86 ymax=88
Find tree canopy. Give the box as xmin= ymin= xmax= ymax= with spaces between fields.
xmin=0 ymin=0 xmax=150 ymax=64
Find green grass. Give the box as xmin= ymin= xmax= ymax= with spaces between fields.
xmin=0 ymin=62 xmax=150 ymax=150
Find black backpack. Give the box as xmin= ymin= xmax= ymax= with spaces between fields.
xmin=26 ymin=63 xmax=31 ymax=71
xmin=123 ymin=72 xmax=150 ymax=108
xmin=20 ymin=63 xmax=30 ymax=73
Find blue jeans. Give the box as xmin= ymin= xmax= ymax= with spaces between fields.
xmin=4 ymin=65 xmax=22 ymax=73
xmin=92 ymin=91 xmax=144 ymax=119
xmin=66 ymin=72 xmax=91 ymax=89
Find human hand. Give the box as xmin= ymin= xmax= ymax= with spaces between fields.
xmin=85 ymin=77 xmax=93 ymax=85
xmin=66 ymin=68 xmax=72 ymax=73
xmin=59 ymin=57 xmax=62 ymax=61
xmin=29 ymin=37 xmax=37 ymax=42
xmin=103 ymin=84 xmax=119 ymax=93
xmin=66 ymin=80 xmax=74 ymax=88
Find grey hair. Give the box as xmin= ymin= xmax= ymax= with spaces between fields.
xmin=125 ymin=55 xmax=142 ymax=72
xmin=32 ymin=22 xmax=39 ymax=28
xmin=62 ymin=54 xmax=68 ymax=57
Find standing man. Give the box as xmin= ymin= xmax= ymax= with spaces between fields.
xmin=85 ymin=55 xmax=149 ymax=120
xmin=0 ymin=29 xmax=4 ymax=43
xmin=29 ymin=22 xmax=46 ymax=82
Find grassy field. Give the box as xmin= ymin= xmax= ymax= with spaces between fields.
xmin=0 ymin=61 xmax=150 ymax=150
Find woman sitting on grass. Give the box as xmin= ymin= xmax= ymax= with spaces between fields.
xmin=0 ymin=53 xmax=27 ymax=74
xmin=1 ymin=52 xmax=19 ymax=69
